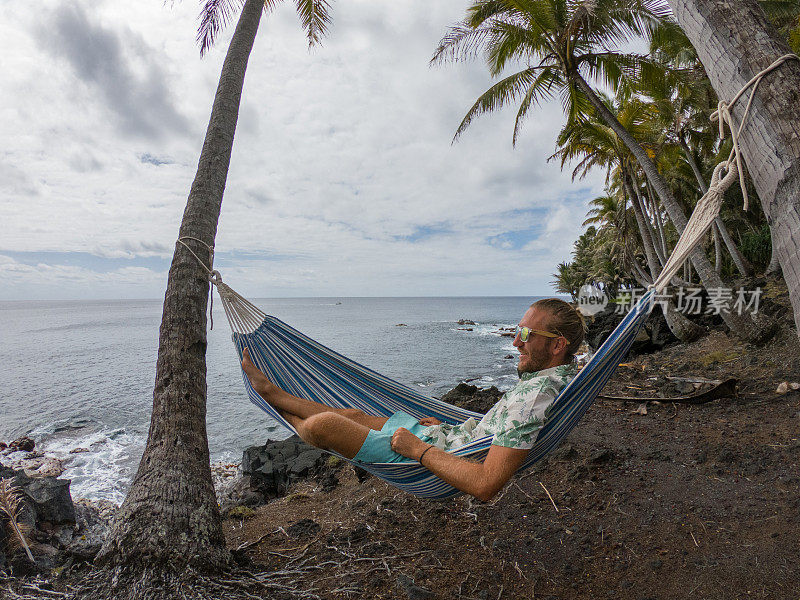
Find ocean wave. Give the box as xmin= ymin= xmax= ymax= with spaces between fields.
xmin=39 ymin=427 xmax=144 ymax=504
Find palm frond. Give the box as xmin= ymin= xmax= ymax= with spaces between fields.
xmin=431 ymin=22 xmax=497 ymax=65
xmin=453 ymin=67 xmax=547 ymax=141
xmin=0 ymin=479 xmax=34 ymax=563
xmin=512 ymin=68 xmax=563 ymax=144
xmin=196 ymin=0 xmax=246 ymax=56
xmin=295 ymin=0 xmax=332 ymax=47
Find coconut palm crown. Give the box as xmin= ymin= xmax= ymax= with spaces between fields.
xmin=431 ymin=0 xmax=671 ymax=144
xmin=197 ymin=0 xmax=332 ymax=55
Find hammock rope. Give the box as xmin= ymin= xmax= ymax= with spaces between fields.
xmin=174 ymin=54 xmax=796 ymax=498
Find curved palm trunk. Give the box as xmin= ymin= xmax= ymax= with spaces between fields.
xmin=712 ymin=225 xmax=722 ymax=273
xmin=645 ymin=183 xmax=669 ymax=258
xmin=679 ymin=135 xmax=753 ymax=276
xmin=572 ymin=73 xmax=767 ymax=342
xmin=630 ymin=175 xmax=666 ymax=266
xmin=667 ymin=0 xmax=800 ymax=336
xmin=624 ymin=172 xmax=703 ymax=342
xmin=766 ymin=232 xmax=782 ymax=274
xmin=97 ymin=0 xmax=264 ymax=572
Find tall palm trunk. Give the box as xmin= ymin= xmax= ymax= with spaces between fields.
xmin=644 ymin=183 xmax=669 ymax=257
xmin=667 ymin=0 xmax=800 ymax=336
xmin=767 ymin=232 xmax=782 ymax=274
xmin=712 ymin=225 xmax=722 ymax=273
xmin=97 ymin=0 xmax=264 ymax=571
xmin=572 ymin=73 xmax=767 ymax=342
xmin=679 ymin=135 xmax=753 ymax=276
xmin=631 ymin=175 xmax=667 ymax=266
xmin=624 ymin=171 xmax=703 ymax=342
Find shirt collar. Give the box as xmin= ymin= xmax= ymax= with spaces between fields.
xmin=519 ymin=362 xmax=578 ymax=381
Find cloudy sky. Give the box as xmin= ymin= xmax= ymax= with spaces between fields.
xmin=2 ymin=0 xmax=605 ymax=300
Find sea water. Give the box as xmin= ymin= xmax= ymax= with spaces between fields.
xmin=0 ymin=296 xmax=539 ymax=503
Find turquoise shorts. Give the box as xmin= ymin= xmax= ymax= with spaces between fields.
xmin=352 ymin=411 xmax=432 ymax=464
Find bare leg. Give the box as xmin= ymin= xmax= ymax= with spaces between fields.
xmin=283 ymin=412 xmax=371 ymax=460
xmin=241 ymin=348 xmax=388 ymax=430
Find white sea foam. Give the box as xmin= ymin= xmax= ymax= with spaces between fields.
xmin=38 ymin=427 xmax=144 ymax=504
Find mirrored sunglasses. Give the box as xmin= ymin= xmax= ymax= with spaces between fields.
xmin=514 ymin=325 xmax=560 ymax=343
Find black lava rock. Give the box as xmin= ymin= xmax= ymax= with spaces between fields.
xmin=242 ymin=436 xmax=328 ymax=500
xmin=440 ymin=383 xmax=503 ymax=413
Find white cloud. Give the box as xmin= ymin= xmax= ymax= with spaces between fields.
xmin=2 ymin=0 xmax=604 ymax=300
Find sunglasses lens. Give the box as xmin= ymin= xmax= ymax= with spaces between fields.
xmin=516 ymin=326 xmax=529 ymax=342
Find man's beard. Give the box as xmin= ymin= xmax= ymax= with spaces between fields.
xmin=517 ymin=351 xmax=548 ymax=377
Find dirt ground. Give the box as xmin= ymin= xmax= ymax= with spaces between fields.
xmin=223 ymin=314 xmax=800 ymax=599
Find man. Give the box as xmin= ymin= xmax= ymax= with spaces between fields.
xmin=241 ymin=298 xmax=584 ymax=502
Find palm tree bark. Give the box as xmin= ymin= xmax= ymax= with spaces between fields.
xmin=667 ymin=0 xmax=800 ymax=336
xmin=679 ymin=135 xmax=753 ymax=276
xmin=96 ymin=0 xmax=264 ymax=572
xmin=572 ymin=72 xmax=767 ymax=342
xmin=712 ymin=225 xmax=722 ymax=273
xmin=766 ymin=232 xmax=782 ymax=274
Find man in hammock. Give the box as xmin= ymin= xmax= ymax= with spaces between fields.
xmin=241 ymin=298 xmax=584 ymax=501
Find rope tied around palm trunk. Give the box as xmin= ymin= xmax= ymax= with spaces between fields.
xmin=176 ymin=236 xmax=221 ymax=329
xmin=650 ymin=53 xmax=798 ymax=293
xmin=710 ymin=53 xmax=799 ymax=212
xmin=176 ymin=237 xmax=267 ymax=334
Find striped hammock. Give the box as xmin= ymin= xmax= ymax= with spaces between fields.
xmin=177 ymin=56 xmax=774 ymax=498
xmin=219 ymin=288 xmax=655 ymax=498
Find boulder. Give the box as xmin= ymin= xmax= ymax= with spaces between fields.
xmin=9 ymin=437 xmax=35 ymax=452
xmin=217 ymin=474 xmax=264 ymax=515
xmin=440 ymin=383 xmax=503 ymax=414
xmin=0 ymin=466 xmax=75 ymax=526
xmin=242 ymin=436 xmax=328 ymax=500
xmin=585 ymin=305 xmax=677 ymax=355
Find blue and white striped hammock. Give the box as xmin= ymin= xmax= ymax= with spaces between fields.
xmin=191 ymin=93 xmax=737 ymax=498
xmin=216 ymin=286 xmax=655 ymax=498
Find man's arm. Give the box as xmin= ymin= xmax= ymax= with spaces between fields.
xmin=390 ymin=428 xmax=528 ymax=502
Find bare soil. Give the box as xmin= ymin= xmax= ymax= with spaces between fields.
xmin=223 ymin=319 xmax=800 ymax=599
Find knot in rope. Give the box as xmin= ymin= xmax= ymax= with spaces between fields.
xmin=709 ymin=53 xmax=798 ymax=211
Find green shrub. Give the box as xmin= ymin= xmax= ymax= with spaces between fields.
xmin=738 ymin=224 xmax=772 ymax=269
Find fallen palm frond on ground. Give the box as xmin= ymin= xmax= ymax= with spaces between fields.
xmin=0 ymin=478 xmax=34 ymax=564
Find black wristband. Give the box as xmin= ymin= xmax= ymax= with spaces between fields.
xmin=418 ymin=445 xmax=434 ymax=467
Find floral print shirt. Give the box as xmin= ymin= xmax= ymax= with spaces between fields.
xmin=421 ymin=363 xmax=578 ymax=451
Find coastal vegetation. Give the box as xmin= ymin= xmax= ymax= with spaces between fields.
xmin=434 ymin=0 xmax=800 ymax=342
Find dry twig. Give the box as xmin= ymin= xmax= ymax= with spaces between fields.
xmin=539 ymin=481 xmax=559 ymax=513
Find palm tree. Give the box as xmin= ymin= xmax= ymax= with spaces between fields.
xmin=96 ymin=0 xmax=333 ymax=579
xmin=645 ymin=23 xmax=754 ymax=276
xmin=666 ymin=0 xmax=800 ymax=337
xmin=434 ymin=0 xmax=770 ymax=341
xmin=552 ymin=97 xmax=703 ymax=340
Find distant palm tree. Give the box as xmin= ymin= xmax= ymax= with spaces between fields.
xmin=553 ymin=96 xmax=703 ymax=340
xmin=434 ymin=0 xmax=767 ymax=341
xmin=97 ymin=0 xmax=333 ymax=578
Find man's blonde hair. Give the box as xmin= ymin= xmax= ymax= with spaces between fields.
xmin=531 ymin=298 xmax=586 ymax=360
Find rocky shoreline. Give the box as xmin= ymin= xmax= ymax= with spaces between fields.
xmin=0 ymin=306 xmax=710 ymax=577
xmin=0 ymin=378 xmax=509 ymax=579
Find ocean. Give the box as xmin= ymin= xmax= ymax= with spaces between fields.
xmin=0 ymin=296 xmax=540 ymax=503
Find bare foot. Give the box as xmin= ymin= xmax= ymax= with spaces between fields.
xmin=241 ymin=348 xmax=276 ymax=397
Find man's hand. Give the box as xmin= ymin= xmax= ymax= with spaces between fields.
xmin=418 ymin=417 xmax=442 ymax=426
xmin=390 ymin=427 xmax=429 ymax=460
